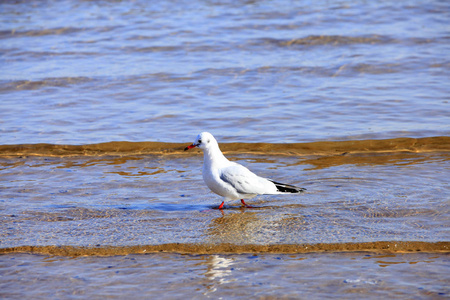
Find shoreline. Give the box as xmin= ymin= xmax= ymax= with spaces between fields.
xmin=0 ymin=136 xmax=449 ymax=157
xmin=2 ymin=241 xmax=449 ymax=257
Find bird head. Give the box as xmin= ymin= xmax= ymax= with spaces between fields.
xmin=184 ymin=132 xmax=216 ymax=151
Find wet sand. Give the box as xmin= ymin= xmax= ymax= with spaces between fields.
xmin=2 ymin=241 xmax=449 ymax=257
xmin=1 ymin=136 xmax=448 ymax=157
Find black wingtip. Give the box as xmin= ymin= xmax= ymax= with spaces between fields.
xmin=270 ymin=180 xmax=306 ymax=193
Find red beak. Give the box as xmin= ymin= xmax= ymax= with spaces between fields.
xmin=184 ymin=144 xmax=197 ymax=151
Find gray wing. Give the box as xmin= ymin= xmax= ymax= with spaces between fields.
xmin=219 ymin=164 xmax=275 ymax=195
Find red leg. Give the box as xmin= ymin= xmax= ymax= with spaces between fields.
xmin=218 ymin=201 xmax=224 ymax=209
xmin=241 ymin=199 xmax=253 ymax=208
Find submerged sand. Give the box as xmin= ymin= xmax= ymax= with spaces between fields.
xmin=1 ymin=137 xmax=448 ymax=256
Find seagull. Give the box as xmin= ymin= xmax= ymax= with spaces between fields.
xmin=184 ymin=132 xmax=306 ymax=209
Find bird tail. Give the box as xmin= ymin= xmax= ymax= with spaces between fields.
xmin=270 ymin=180 xmax=306 ymax=193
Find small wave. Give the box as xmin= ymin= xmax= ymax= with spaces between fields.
xmin=5 ymin=50 xmax=102 ymax=58
xmin=256 ymin=35 xmax=436 ymax=47
xmin=0 ymin=77 xmax=97 ymax=91
xmin=193 ymin=63 xmax=411 ymax=78
xmin=0 ymin=137 xmax=448 ymax=157
xmin=1 ymin=241 xmax=448 ymax=256
xmin=0 ymin=26 xmax=116 ymax=38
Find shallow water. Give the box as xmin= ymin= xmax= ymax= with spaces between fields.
xmin=1 ymin=143 xmax=449 ymax=297
xmin=1 ymin=149 xmax=449 ymax=248
xmin=1 ymin=252 xmax=448 ymax=299
xmin=1 ymin=0 xmax=449 ymax=298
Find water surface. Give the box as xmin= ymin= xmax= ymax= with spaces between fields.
xmin=1 ymin=0 xmax=449 ymax=298
xmin=1 ymin=252 xmax=448 ymax=299
xmin=1 ymin=0 xmax=449 ymax=144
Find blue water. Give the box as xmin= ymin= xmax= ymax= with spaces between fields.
xmin=1 ymin=0 xmax=449 ymax=144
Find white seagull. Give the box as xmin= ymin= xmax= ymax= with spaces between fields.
xmin=185 ymin=132 xmax=305 ymax=209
